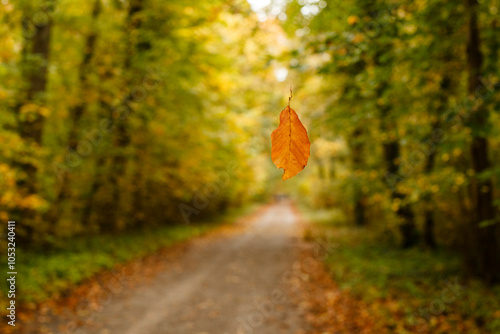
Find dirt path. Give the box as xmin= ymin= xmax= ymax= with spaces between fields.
xmin=30 ymin=201 xmax=312 ymax=334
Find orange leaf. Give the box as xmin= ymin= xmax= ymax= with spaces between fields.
xmin=271 ymin=105 xmax=311 ymax=180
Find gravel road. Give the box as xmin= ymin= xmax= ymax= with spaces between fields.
xmin=32 ymin=201 xmax=310 ymax=334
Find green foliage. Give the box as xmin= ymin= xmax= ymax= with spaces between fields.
xmin=282 ymin=0 xmax=500 ymax=279
xmin=0 ymin=0 xmax=283 ymax=245
xmin=303 ymin=206 xmax=500 ymax=333
xmin=0 ymin=210 xmax=243 ymax=307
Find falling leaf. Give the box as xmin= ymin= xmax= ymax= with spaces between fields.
xmin=271 ymin=94 xmax=311 ymax=180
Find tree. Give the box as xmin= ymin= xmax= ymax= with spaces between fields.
xmin=464 ymin=0 xmax=500 ymax=283
xmin=13 ymin=0 xmax=55 ymax=242
xmin=46 ymin=0 xmax=102 ymax=226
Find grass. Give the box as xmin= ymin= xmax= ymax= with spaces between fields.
xmin=0 ymin=204 xmax=258 ymax=309
xmin=300 ymin=205 xmax=500 ymax=333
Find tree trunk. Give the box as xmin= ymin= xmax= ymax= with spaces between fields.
xmin=80 ymin=98 xmax=113 ymax=230
xmin=81 ymin=154 xmax=106 ymax=230
xmin=101 ymin=0 xmax=144 ymax=231
xmin=47 ymin=0 xmax=102 ymax=224
xmin=13 ymin=2 xmax=54 ymax=242
xmin=423 ymin=132 xmax=437 ymax=249
xmin=465 ymin=0 xmax=500 ymax=283
xmin=370 ymin=14 xmax=418 ymax=246
xmin=131 ymin=136 xmax=147 ymax=226
xmin=423 ymin=74 xmax=452 ymax=249
xmin=383 ymin=138 xmax=419 ymax=248
xmin=376 ymin=71 xmax=418 ymax=247
xmin=351 ymin=127 xmax=366 ymax=226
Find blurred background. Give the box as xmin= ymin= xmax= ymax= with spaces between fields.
xmin=1 ymin=0 xmax=500 ymax=332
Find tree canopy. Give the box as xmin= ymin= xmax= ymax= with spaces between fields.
xmin=1 ymin=0 xmax=500 ymax=284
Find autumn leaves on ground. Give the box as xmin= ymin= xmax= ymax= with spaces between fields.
xmin=2 ymin=0 xmax=500 ymax=333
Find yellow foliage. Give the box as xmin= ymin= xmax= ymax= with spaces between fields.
xmin=347 ymin=15 xmax=359 ymax=25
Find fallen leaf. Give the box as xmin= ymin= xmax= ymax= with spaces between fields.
xmin=271 ymin=102 xmax=311 ymax=180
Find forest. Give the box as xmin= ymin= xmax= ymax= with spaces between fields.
xmin=1 ymin=0 xmax=500 ymax=333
